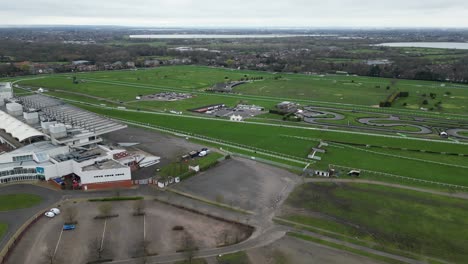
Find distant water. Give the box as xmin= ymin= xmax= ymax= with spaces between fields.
xmin=129 ymin=34 xmax=336 ymax=39
xmin=374 ymin=42 xmax=468 ymax=50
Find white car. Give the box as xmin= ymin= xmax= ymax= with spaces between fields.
xmin=50 ymin=208 xmax=61 ymax=215
xmin=45 ymin=212 xmax=55 ymax=218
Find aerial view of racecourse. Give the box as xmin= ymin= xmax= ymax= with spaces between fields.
xmin=0 ymin=0 xmax=467 ymax=263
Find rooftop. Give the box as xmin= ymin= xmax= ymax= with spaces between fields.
xmin=54 ymin=147 xmax=107 ymax=163
xmin=0 ymin=109 xmax=45 ymax=142
xmin=82 ymin=159 xmax=127 ymax=171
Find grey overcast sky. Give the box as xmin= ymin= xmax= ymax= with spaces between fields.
xmin=0 ymin=0 xmax=467 ymax=28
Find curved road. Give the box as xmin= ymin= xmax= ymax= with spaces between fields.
xmin=302 ymin=106 xmax=433 ymax=134
xmin=358 ymin=116 xmax=432 ymax=134
xmin=446 ymin=129 xmax=468 ymax=140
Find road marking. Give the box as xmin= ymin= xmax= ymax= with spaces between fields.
xmin=53 ymin=228 xmax=64 ymax=257
xmin=143 ymin=214 xmax=146 ymax=241
xmin=101 ymin=219 xmax=107 ymax=250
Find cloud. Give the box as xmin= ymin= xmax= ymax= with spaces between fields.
xmin=0 ymin=0 xmax=467 ymax=27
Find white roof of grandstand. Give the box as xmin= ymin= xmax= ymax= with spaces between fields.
xmin=0 ymin=110 xmax=45 ymax=142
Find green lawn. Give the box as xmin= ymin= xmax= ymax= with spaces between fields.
xmin=14 ymin=65 xmax=468 ymax=116
xmin=77 ymin=106 xmax=468 ymax=187
xmin=284 ymin=182 xmax=468 ymax=263
xmin=217 ymin=251 xmax=251 ymax=264
xmin=0 ymin=223 xmax=7 ymax=239
xmin=288 ymin=232 xmax=405 ymax=264
xmin=0 ymin=194 xmax=43 ymax=211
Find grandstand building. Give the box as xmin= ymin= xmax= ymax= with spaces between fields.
xmin=0 ymin=85 xmax=158 ymax=190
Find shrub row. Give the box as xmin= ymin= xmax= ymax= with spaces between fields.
xmin=380 ymin=91 xmax=409 ymax=107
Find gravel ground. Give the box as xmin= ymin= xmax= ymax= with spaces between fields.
xmin=174 ymin=157 xmax=300 ymax=212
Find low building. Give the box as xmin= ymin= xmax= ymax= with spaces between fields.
xmin=314 ymin=170 xmax=330 ymax=177
xmin=0 ymin=142 xmax=132 ymax=190
xmin=230 ymin=115 xmax=243 ymax=122
xmin=275 ymin=101 xmax=298 ymax=114
xmin=236 ymin=104 xmax=264 ymax=111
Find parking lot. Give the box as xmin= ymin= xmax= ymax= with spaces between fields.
xmin=6 ymin=200 xmax=252 ymax=264
xmin=174 ymin=157 xmax=300 ymax=212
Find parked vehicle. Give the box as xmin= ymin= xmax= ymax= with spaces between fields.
xmin=45 ymin=212 xmax=55 ymax=218
xmin=63 ymin=224 xmax=76 ymax=231
xmin=50 ymin=208 xmax=61 ymax=215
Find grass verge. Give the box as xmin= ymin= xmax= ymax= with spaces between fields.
xmin=288 ymin=232 xmax=407 ymax=264
xmin=0 ymin=194 xmax=42 ymax=211
xmin=217 ymin=251 xmax=251 ymax=264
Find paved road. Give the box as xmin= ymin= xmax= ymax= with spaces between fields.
xmin=0 ymin=184 xmax=62 ymax=251
xmin=446 ymin=128 xmax=468 ymax=140
xmin=358 ymin=116 xmax=432 ymax=134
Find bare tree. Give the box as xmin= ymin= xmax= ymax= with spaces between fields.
xmin=182 ymin=232 xmax=198 ymax=264
xmin=42 ymin=247 xmax=57 ymax=264
xmin=218 ymin=230 xmax=230 ymax=246
xmin=135 ymin=239 xmax=151 ymax=263
xmin=90 ymin=237 xmax=105 ymax=260
xmin=133 ymin=199 xmax=145 ymax=216
xmin=98 ymin=203 xmax=113 ymax=218
xmin=62 ymin=206 xmax=78 ymax=224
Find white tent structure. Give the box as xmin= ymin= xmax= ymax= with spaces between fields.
xmin=0 ymin=110 xmax=45 ymax=143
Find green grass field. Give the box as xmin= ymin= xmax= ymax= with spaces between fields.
xmin=0 ymin=194 xmax=43 ymax=211
xmin=15 ymin=65 xmax=468 ymax=116
xmin=77 ymin=106 xmax=468 ymax=188
xmin=0 ymin=223 xmax=7 ymax=240
xmin=284 ymin=182 xmax=468 ymax=263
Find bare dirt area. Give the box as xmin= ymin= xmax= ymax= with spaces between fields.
xmin=174 ymin=157 xmax=300 ymax=212
xmin=6 ymin=200 xmax=251 ymax=264
xmin=247 ymin=235 xmax=383 ymax=264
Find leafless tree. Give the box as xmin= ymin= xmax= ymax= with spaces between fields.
xmin=98 ymin=203 xmax=113 ymax=218
xmin=135 ymin=239 xmax=151 ymax=263
xmin=42 ymin=247 xmax=58 ymax=264
xmin=90 ymin=237 xmax=105 ymax=260
xmin=62 ymin=206 xmax=78 ymax=224
xmin=182 ymin=232 xmax=198 ymax=264
xmin=133 ymin=199 xmax=145 ymax=216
